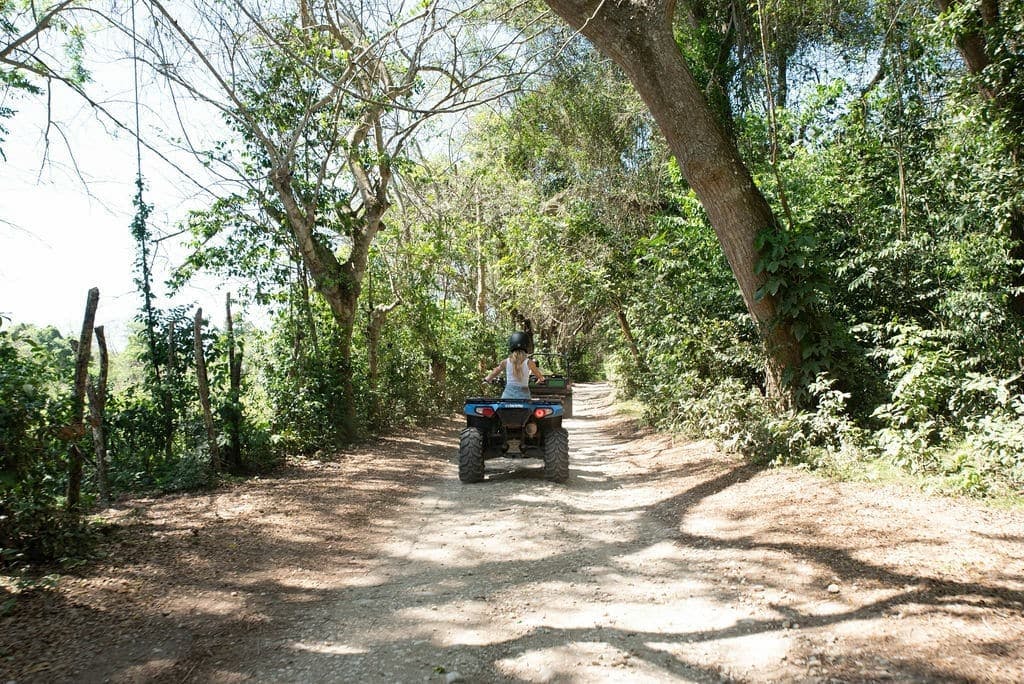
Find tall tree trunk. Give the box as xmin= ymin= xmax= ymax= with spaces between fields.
xmin=542 ymin=0 xmax=801 ymax=404
xmin=194 ymin=308 xmax=220 ymax=472
xmin=87 ymin=325 xmax=110 ymax=507
xmin=268 ymin=168 xmax=389 ymax=443
xmin=333 ymin=312 xmax=358 ymax=444
xmin=225 ymin=294 xmax=243 ymax=471
xmin=66 ymin=287 xmax=99 ymax=513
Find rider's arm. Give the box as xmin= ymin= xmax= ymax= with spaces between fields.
xmin=484 ymin=361 xmax=505 ymax=382
xmin=528 ymin=359 xmax=546 ymax=384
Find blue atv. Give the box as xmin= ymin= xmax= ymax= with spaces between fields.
xmin=459 ymin=383 xmax=569 ymax=483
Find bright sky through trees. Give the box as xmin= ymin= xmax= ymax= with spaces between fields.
xmin=1 ymin=0 xmax=514 ymax=345
xmin=1 ymin=25 xmax=240 ymax=346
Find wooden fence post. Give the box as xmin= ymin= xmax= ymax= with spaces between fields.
xmin=194 ymin=308 xmax=220 ymax=471
xmin=87 ymin=325 xmax=110 ymax=507
xmin=66 ymin=287 xmax=99 ymax=512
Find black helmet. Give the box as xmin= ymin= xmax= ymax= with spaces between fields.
xmin=508 ymin=331 xmax=531 ymax=353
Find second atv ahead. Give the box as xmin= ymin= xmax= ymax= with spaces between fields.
xmin=459 ymin=392 xmax=569 ymax=484
xmin=527 ymin=351 xmax=573 ymax=418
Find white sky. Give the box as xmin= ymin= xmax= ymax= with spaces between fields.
xmin=0 ymin=106 xmax=228 ymax=351
xmin=1 ymin=31 xmax=234 ymax=350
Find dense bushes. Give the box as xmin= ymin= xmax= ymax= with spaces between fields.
xmin=473 ymin=14 xmax=1024 ymax=499
xmin=0 ymin=324 xmax=91 ymax=566
xmin=604 ymin=64 xmax=1024 ymax=497
xmin=1 ymin=288 xmax=507 ymax=568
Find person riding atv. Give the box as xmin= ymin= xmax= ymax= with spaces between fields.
xmin=483 ymin=331 xmax=547 ymax=399
xmin=458 ymin=331 xmax=569 ymax=483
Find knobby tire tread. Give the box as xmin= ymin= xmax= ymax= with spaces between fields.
xmin=543 ymin=427 xmax=570 ymax=483
xmin=459 ymin=427 xmax=485 ymax=483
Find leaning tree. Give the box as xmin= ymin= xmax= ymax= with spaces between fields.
xmin=540 ymin=0 xmax=803 ymax=405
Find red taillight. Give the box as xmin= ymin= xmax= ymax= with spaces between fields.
xmin=475 ymin=407 xmax=495 ymax=417
xmin=533 ymin=408 xmax=552 ymax=418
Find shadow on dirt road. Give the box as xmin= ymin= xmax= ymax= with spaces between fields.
xmin=3 ymin=383 xmax=1022 ymax=683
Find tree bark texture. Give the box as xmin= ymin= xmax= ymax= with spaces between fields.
xmin=542 ymin=0 xmax=801 ymax=402
xmin=66 ymin=287 xmax=99 ymax=512
xmin=194 ymin=308 xmax=220 ymax=472
xmin=225 ymin=294 xmax=242 ymax=471
xmin=87 ymin=325 xmax=110 ymax=507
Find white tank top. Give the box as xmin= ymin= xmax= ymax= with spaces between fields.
xmin=505 ymin=358 xmax=531 ymax=389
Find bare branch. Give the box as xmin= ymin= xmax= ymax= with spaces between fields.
xmin=0 ymin=0 xmax=78 ymax=62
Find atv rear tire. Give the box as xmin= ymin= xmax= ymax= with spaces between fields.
xmin=459 ymin=427 xmax=485 ymax=483
xmin=542 ymin=427 xmax=569 ymax=483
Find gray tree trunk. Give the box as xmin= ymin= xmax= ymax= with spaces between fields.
xmin=87 ymin=325 xmax=110 ymax=507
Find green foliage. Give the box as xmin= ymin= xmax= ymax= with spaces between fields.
xmin=853 ymin=321 xmax=1024 ymax=490
xmin=172 ymin=194 xmax=292 ymax=305
xmin=0 ymin=322 xmax=98 ymax=566
xmin=63 ymin=24 xmax=89 ymax=85
xmin=0 ymin=565 xmax=59 ymax=616
xmin=1 ymin=488 xmax=98 ymax=565
xmin=1 ymin=325 xmax=67 ymax=476
xmin=492 ymin=2 xmax=1024 ymax=499
xmin=0 ymin=0 xmax=88 ymax=156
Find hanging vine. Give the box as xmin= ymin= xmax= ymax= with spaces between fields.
xmin=131 ymin=176 xmax=161 ymax=373
xmin=127 ymin=0 xmax=162 ymax=381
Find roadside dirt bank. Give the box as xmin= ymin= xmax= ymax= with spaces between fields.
xmin=2 ymin=383 xmax=1022 ymax=683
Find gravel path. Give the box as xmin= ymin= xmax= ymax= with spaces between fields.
xmin=2 ymin=383 xmax=1022 ymax=683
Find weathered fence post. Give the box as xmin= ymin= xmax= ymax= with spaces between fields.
xmin=87 ymin=325 xmax=110 ymax=507
xmin=66 ymin=287 xmax=99 ymax=512
xmin=194 ymin=308 xmax=219 ymax=471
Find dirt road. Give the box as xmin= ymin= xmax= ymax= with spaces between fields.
xmin=2 ymin=383 xmax=1022 ymax=682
